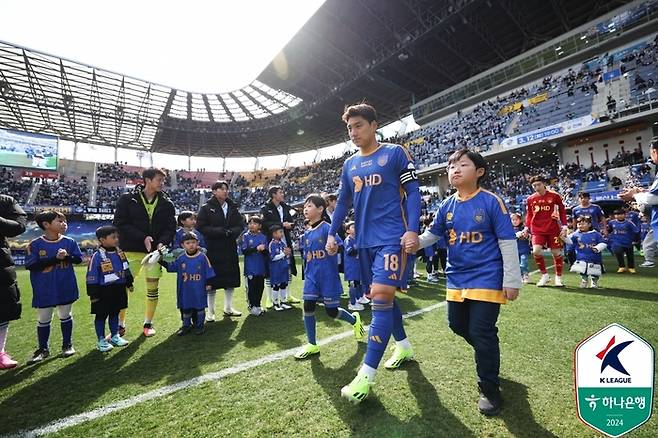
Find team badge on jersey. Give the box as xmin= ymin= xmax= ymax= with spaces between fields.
xmin=474 ymin=209 xmax=485 ymax=224
xmin=39 ymin=249 xmax=47 ymax=257
xmin=446 ymin=212 xmax=453 ymax=221
xmin=377 ymin=154 xmax=389 ymax=167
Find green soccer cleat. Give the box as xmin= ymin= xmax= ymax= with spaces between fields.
xmin=294 ymin=343 xmax=320 ymax=360
xmin=384 ymin=345 xmax=415 ymax=369
xmin=340 ymin=372 xmax=372 ymax=404
xmin=352 ymin=312 xmax=366 ymax=343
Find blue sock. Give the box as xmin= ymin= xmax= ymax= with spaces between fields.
xmin=108 ymin=313 xmax=119 ymax=337
xmin=196 ymin=310 xmax=205 ymax=328
xmin=392 ymin=299 xmax=407 ymax=341
xmin=348 ymin=287 xmax=358 ymax=305
xmin=94 ymin=318 xmax=105 ymax=340
xmin=336 ymin=307 xmax=357 ymax=325
xmin=37 ymin=322 xmax=51 ymax=349
xmin=303 ymin=311 xmax=317 ymax=345
xmin=364 ymin=298 xmax=394 ymax=369
xmin=182 ymin=312 xmax=192 ymax=327
xmin=60 ymin=316 xmax=73 ymax=347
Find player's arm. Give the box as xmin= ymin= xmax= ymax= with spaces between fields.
xmin=524 ymin=198 xmax=533 ymax=233
xmin=490 ymin=196 xmax=522 ymax=298
xmin=345 ymin=238 xmax=358 ymax=257
xmin=398 ymin=148 xmax=421 ymax=253
xmin=328 ymin=162 xmax=353 ymax=238
xmin=418 ymin=205 xmax=444 ymax=250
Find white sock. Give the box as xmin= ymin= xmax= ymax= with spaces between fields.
xmin=0 ymin=323 xmax=8 ymax=353
xmin=272 ymin=288 xmax=279 ymax=304
xmin=224 ymin=288 xmax=234 ymax=312
xmin=281 ymin=288 xmax=288 ymax=302
xmin=207 ymin=290 xmax=216 ymax=315
xmin=396 ymin=337 xmax=412 ymax=350
xmin=359 ymin=364 xmax=377 ymax=381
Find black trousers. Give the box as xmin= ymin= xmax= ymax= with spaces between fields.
xmin=613 ymin=246 xmax=635 ymax=268
xmin=246 ymin=275 xmax=265 ymax=308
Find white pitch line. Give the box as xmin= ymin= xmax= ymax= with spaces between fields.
xmin=9 ymin=300 xmax=447 ymax=438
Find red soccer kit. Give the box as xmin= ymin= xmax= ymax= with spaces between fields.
xmin=525 ymin=190 xmax=567 ymax=249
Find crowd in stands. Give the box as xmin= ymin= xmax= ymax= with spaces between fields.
xmin=0 ymin=167 xmax=32 ymax=204
xmin=34 ymin=176 xmax=89 ymax=208
xmin=97 ymin=162 xmax=142 ymax=183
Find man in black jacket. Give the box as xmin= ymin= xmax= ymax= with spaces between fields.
xmin=260 ymin=186 xmax=300 ymax=305
xmin=0 ymin=195 xmax=27 ymax=369
xmin=197 ymin=181 xmax=245 ymax=319
xmin=113 ymin=168 xmax=176 ymax=337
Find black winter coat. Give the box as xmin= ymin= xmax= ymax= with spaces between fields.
xmin=260 ymin=201 xmax=297 ymax=276
xmin=113 ymin=186 xmax=176 ymax=253
xmin=197 ymin=197 xmax=245 ymax=289
xmin=0 ymin=195 xmax=27 ymax=322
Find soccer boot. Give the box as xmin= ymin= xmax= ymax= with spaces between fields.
xmin=294 ymin=343 xmax=320 ymax=359
xmin=384 ymin=344 xmax=415 ymax=369
xmin=205 ymin=313 xmax=216 ymax=323
xmin=61 ymin=344 xmax=76 ymax=358
xmin=553 ymin=276 xmax=564 ymax=287
xmin=97 ymin=339 xmax=114 ymax=353
xmin=340 ymin=372 xmax=372 ymax=404
xmin=110 ymin=335 xmax=129 ymax=347
xmin=0 ymin=352 xmax=18 ymax=369
xmin=478 ymin=382 xmax=502 ymax=416
xmin=536 ymin=273 xmax=550 ymax=287
xmin=352 ymin=312 xmax=366 ymax=342
xmin=27 ymin=348 xmax=50 ymax=365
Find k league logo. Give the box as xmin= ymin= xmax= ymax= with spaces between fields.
xmin=575 ymin=324 xmax=654 ymax=437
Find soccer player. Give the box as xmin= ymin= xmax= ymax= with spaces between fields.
xmin=113 ymin=168 xmax=176 ymax=337
xmin=25 ymin=211 xmax=83 ymax=364
xmin=607 ymin=209 xmax=639 ymax=273
xmin=567 ymin=216 xmax=607 ymax=288
xmin=619 ymin=137 xmax=658 ymax=267
xmin=415 ymin=148 xmax=521 ymax=416
xmin=524 ymin=176 xmax=568 ymax=287
xmin=160 ymin=232 xmax=215 ymax=335
xmin=294 ymin=195 xmax=365 ymax=359
xmin=241 ymin=216 xmax=268 ymax=316
xmin=86 ymin=225 xmax=132 ymax=352
xmin=572 ymin=192 xmax=606 ymax=234
xmin=325 ymin=103 xmax=421 ymax=403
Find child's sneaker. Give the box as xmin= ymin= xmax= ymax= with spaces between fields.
xmin=348 ymin=303 xmax=365 ymax=311
xmin=273 ymin=301 xmax=284 ymax=312
xmin=176 ymin=326 xmax=191 ymax=336
xmin=628 ymin=268 xmax=636 ymax=274
xmin=522 ymin=274 xmax=529 ymax=284
xmin=280 ymin=302 xmax=293 ymax=310
xmin=143 ymin=323 xmax=156 ymax=337
xmin=223 ymin=308 xmax=242 ymax=317
xmin=97 ymin=339 xmax=114 ymax=353
xmin=590 ymin=278 xmax=599 ymax=288
xmin=580 ymin=278 xmax=588 ymax=288
xmin=639 ymin=261 xmax=655 ymax=268
xmin=205 ymin=313 xmax=216 ymax=323
xmin=110 ymin=335 xmax=129 ymax=347
xmin=27 ymin=348 xmax=49 ymax=365
xmin=61 ymin=344 xmax=76 ymax=358
xmin=0 ymin=352 xmax=18 ymax=369
xmin=554 ymin=276 xmax=564 ymax=287
xmin=617 ymin=267 xmax=627 ymax=273
xmin=357 ymin=296 xmax=370 ymax=305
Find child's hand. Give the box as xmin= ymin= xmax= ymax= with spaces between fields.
xmin=284 ymin=247 xmax=291 ymax=256
xmin=257 ymin=244 xmax=266 ymax=252
xmin=56 ymin=248 xmax=68 ymax=260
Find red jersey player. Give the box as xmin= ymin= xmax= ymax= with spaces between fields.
xmin=524 ymin=176 xmax=568 ymax=287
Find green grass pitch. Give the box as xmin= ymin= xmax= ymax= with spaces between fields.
xmin=1 ymin=257 xmax=657 ymax=437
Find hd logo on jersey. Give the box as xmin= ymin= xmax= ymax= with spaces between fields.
xmin=575 ymin=323 xmax=654 ymax=437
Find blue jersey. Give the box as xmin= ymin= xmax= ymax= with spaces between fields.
xmin=649 ymin=173 xmax=658 ymax=233
xmin=173 ymin=228 xmax=207 ymax=249
xmin=572 ymin=204 xmax=605 ymax=230
xmin=429 ymin=189 xmax=516 ymax=303
xmin=512 ymin=224 xmax=531 ymax=255
xmin=336 ymin=143 xmax=419 ymax=248
xmin=26 ymin=235 xmax=83 ymax=307
xmin=242 ymin=231 xmax=268 ymax=276
xmin=626 ymin=211 xmax=641 ymax=229
xmin=343 ymin=234 xmax=360 ymax=282
xmin=165 ymin=251 xmax=215 ymax=310
xmin=303 ymin=221 xmax=343 ymax=295
xmin=86 ymin=248 xmax=131 ymax=287
xmin=268 ymin=239 xmax=290 ymax=285
xmin=571 ymin=230 xmax=605 ymax=264
xmin=607 ymin=219 xmax=638 ymax=248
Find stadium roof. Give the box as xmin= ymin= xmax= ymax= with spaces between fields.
xmin=0 ymin=0 xmax=634 ymax=158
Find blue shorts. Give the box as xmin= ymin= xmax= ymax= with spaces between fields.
xmin=303 ymin=275 xmax=343 ymax=308
xmin=358 ymin=245 xmax=408 ymax=290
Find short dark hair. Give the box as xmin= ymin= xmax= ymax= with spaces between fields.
xmin=345 ymin=221 xmax=355 ymax=230
xmin=576 ymin=215 xmax=592 ymax=223
xmin=270 ymin=224 xmax=283 ymax=234
xmin=510 ymin=212 xmax=522 ymax=220
xmin=268 ymin=185 xmax=283 ymax=199
xmin=304 ymin=194 xmax=326 ymax=209
xmin=142 ymin=168 xmax=166 ymax=181
xmin=578 ymin=191 xmax=590 ymax=198
xmin=181 ymin=231 xmax=199 ymax=242
xmin=96 ymin=225 xmax=118 ymax=240
xmin=447 ymin=148 xmax=488 ymax=185
xmin=324 ymin=194 xmax=337 ymax=202
xmin=342 ymin=103 xmax=377 ymax=124
xmin=211 ymin=180 xmax=229 ymax=191
xmin=35 ymin=210 xmax=65 ymax=230
xmin=613 ymin=209 xmax=625 ymax=215
xmin=650 ymin=136 xmax=658 ymax=149
xmin=177 ymin=211 xmax=195 ymax=226
xmin=529 ymin=175 xmax=546 ymax=184
xmin=248 ymin=216 xmax=262 ymax=225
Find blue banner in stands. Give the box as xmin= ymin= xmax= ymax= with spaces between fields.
xmin=516 ymin=127 xmax=563 ymax=145
xmin=603 ymin=68 xmax=621 ymax=82
xmin=589 ymin=190 xmax=622 ymax=203
xmin=502 ymin=115 xmax=599 ymax=149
